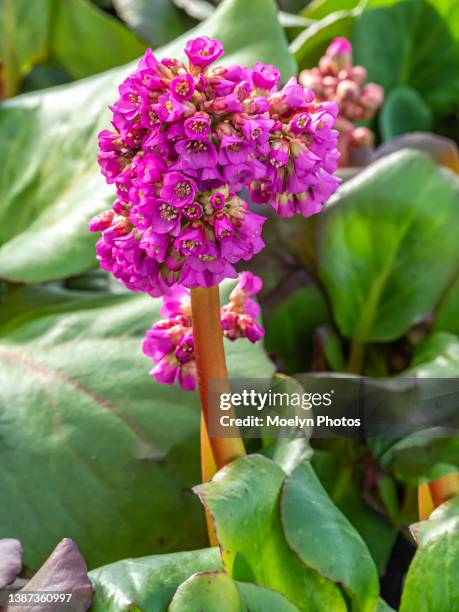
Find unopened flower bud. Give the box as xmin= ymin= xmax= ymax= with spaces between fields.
xmin=326 ymin=38 xmax=353 ymax=72
xmin=89 ymin=210 xmax=114 ymax=232
xmin=360 ymin=83 xmax=384 ymax=116
xmin=352 ymin=126 xmax=374 ymax=147
xmin=336 ymin=79 xmax=360 ymax=102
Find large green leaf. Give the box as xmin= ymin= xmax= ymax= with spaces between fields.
xmin=195 ymin=455 xmax=347 ymax=611
xmin=291 ymin=8 xmax=356 ymax=69
xmin=370 ymin=336 xmax=459 ymax=483
xmin=90 ymin=548 xmax=222 ymax=611
xmin=0 ymin=281 xmax=274 ymax=569
xmin=264 ymin=284 xmax=330 ymax=374
xmin=353 ymin=0 xmax=459 ymax=114
xmin=281 ymin=462 xmax=379 ymax=610
xmin=169 ymin=571 xmax=299 ymax=611
xmin=375 ymin=433 xmax=459 ymax=485
xmin=400 ymin=496 xmax=459 ymax=611
xmin=301 ymin=0 xmax=360 ymax=19
xmin=406 ymin=332 xmax=459 ymax=377
xmin=113 ymin=0 xmax=193 ymax=47
xmin=169 ymin=571 xmax=243 ymax=611
xmin=0 ymin=0 xmax=146 ymax=96
xmin=50 ymin=0 xmax=147 ymax=79
xmin=411 ymin=494 xmax=459 ymax=546
xmin=318 ymin=151 xmax=459 ymax=343
xmin=379 ymin=86 xmax=433 ymax=141
xmin=0 ymin=0 xmax=49 ymax=97
xmin=435 ymin=276 xmax=459 ymax=336
xmin=311 ymin=449 xmax=397 ymax=575
xmin=0 ymin=0 xmax=295 ymax=284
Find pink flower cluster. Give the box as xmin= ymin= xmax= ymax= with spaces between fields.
xmin=90 ymin=36 xmax=339 ymax=296
xmin=142 ymin=273 xmax=265 ymax=390
xmin=299 ymin=38 xmax=384 ymax=166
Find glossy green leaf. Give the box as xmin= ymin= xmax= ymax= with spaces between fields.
xmin=236 ymin=581 xmax=300 ymax=611
xmin=373 ymin=337 xmax=459 ymax=483
xmin=113 ymin=0 xmax=193 ymax=47
xmin=261 ymin=375 xmax=313 ymax=475
xmin=411 ymin=494 xmax=459 ymax=546
xmin=320 ymin=326 xmax=345 ymax=371
xmin=291 ymin=9 xmax=356 ymax=69
xmin=0 ymin=0 xmax=49 ymax=96
xmin=281 ymin=462 xmax=379 ymax=610
xmin=0 ymin=0 xmax=147 ymax=97
xmin=0 ymin=0 xmax=295 ymax=283
xmin=264 ymin=284 xmax=330 ymax=374
xmin=400 ymin=496 xmax=459 ymax=611
xmin=51 ymin=0 xmax=146 ymax=79
xmin=429 ymin=0 xmax=459 ymax=54
xmin=0 ymin=281 xmax=274 ymax=569
xmin=21 ymin=62 xmax=73 ymax=92
xmin=195 ymin=454 xmax=347 ymax=611
xmin=311 ymin=449 xmax=397 ymax=576
xmin=406 ymin=332 xmax=459 ymax=377
xmin=301 ymin=0 xmax=359 ymax=19
xmin=169 ymin=571 xmax=300 ymax=611
xmin=318 ymin=151 xmax=459 ymax=343
xmin=435 ymin=277 xmax=459 ymax=336
xmin=169 ymin=571 xmax=244 ymax=611
xmin=380 ymin=86 xmax=433 ymax=141
xmin=90 ymin=548 xmax=222 ymax=611
xmin=376 ymin=433 xmax=459 ymax=485
xmin=353 ymin=0 xmax=459 ymax=114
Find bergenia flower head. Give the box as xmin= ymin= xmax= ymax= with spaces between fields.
xmin=299 ymin=38 xmax=384 ymax=167
xmin=90 ymin=37 xmax=339 ymax=296
xmin=143 ymin=273 xmax=265 ymax=390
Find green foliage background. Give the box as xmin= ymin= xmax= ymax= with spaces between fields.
xmin=1 ymin=0 xmax=459 ymax=610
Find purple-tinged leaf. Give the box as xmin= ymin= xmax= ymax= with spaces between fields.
xmin=0 ymin=538 xmax=23 ymax=588
xmin=15 ymin=539 xmax=92 ymax=612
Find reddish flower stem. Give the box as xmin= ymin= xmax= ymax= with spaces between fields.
xmin=190 ymin=285 xmax=246 ymax=472
xmin=418 ymin=474 xmax=459 ymax=521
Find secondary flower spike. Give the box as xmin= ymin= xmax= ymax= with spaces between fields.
xmin=142 ymin=273 xmax=265 ymax=390
xmin=90 ymin=37 xmax=340 ymax=296
xmin=299 ymin=38 xmax=384 ymax=166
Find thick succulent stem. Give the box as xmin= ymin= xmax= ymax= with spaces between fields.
xmin=191 ymin=285 xmax=245 ymax=546
xmin=418 ymin=474 xmax=459 ymax=521
xmin=191 ymin=285 xmax=246 ymax=471
xmin=418 ymin=483 xmax=434 ymax=521
xmin=428 ymin=473 xmax=459 ymax=509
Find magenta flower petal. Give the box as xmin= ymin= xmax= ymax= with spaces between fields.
xmin=185 ymin=36 xmax=224 ymax=68
xmin=171 ymin=74 xmax=196 ymax=101
xmin=160 ymin=172 xmax=197 ymax=206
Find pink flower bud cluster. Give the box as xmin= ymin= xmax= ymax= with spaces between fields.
xmin=90 ymin=36 xmax=339 ymax=297
xmin=142 ymin=272 xmax=265 ymax=390
xmin=299 ymin=38 xmax=384 ymax=166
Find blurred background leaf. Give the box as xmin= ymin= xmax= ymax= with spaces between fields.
xmin=113 ymin=0 xmax=195 ymax=46
xmin=353 ymin=0 xmax=459 ymax=115
xmin=379 ymin=86 xmax=433 ymax=141
xmin=264 ymin=283 xmax=330 ymax=374
xmin=318 ymin=151 xmax=459 ymax=345
xmin=0 ymin=0 xmax=146 ymax=96
xmin=50 ymin=0 xmax=146 ymax=79
xmin=0 ymin=0 xmax=49 ymax=97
